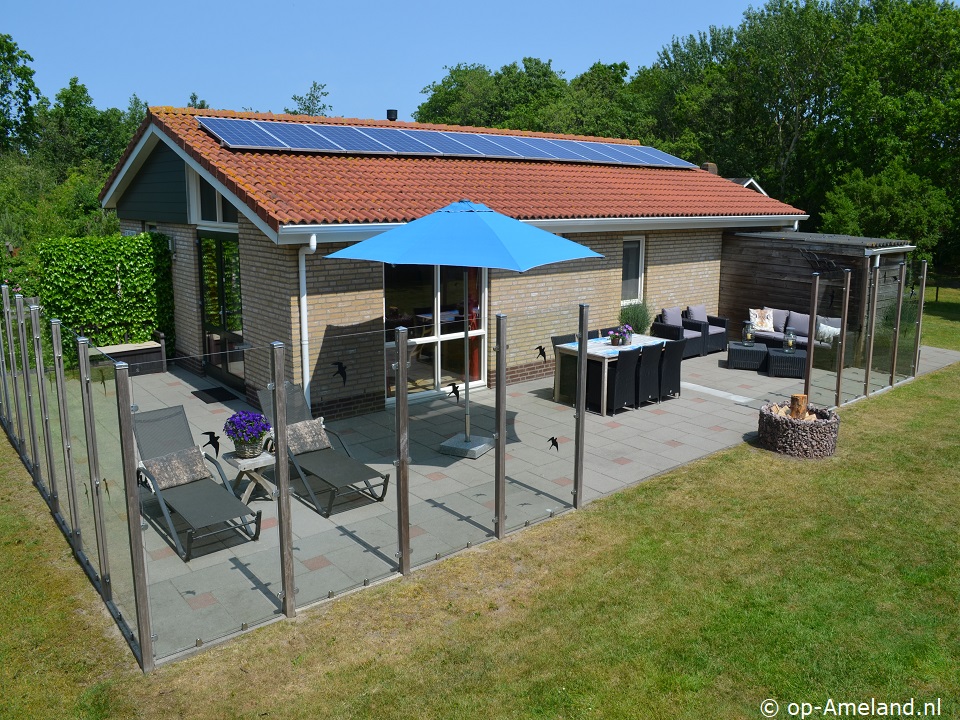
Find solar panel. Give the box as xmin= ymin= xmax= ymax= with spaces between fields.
xmin=311 ymin=126 xmax=393 ymax=153
xmin=409 ymin=130 xmax=485 ymax=155
xmin=545 ymin=138 xmax=620 ymax=163
xmin=255 ymin=121 xmax=344 ymax=151
xmin=361 ymin=127 xmax=440 ymax=154
xmin=197 ymin=117 xmax=287 ymax=149
xmin=528 ymin=138 xmax=593 ymax=162
xmin=194 ymin=117 xmax=695 ymax=169
xmin=489 ymin=135 xmax=559 ymax=159
xmin=445 ymin=133 xmax=523 ymax=157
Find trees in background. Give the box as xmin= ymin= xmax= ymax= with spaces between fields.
xmin=415 ymin=0 xmax=960 ymax=269
xmin=2 ymin=1 xmax=959 ymax=274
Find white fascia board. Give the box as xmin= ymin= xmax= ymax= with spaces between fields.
xmin=863 ymin=244 xmax=916 ymax=256
xmin=277 ymin=213 xmax=808 ymax=246
xmin=101 ymin=126 xmax=162 ymax=209
xmin=101 ymin=124 xmax=279 ymax=243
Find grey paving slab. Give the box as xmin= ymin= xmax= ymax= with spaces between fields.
xmin=118 ymin=344 xmax=960 ymax=662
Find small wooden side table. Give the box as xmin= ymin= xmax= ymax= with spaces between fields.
xmin=222 ymin=451 xmax=276 ymax=504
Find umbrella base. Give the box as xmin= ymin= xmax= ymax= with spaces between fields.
xmin=439 ymin=433 xmax=495 ymax=459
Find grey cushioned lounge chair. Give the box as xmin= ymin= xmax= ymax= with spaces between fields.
xmin=133 ymin=406 xmax=262 ymax=561
xmin=258 ymin=383 xmax=390 ymax=518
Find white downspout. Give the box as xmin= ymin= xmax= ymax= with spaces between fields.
xmin=299 ymin=234 xmax=317 ymax=406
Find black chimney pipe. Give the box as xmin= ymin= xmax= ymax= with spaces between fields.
xmin=386 ymin=109 xmax=398 ymax=121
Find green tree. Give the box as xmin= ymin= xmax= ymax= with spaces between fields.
xmin=187 ymin=92 xmax=209 ymax=109
xmin=492 ymin=57 xmax=566 ymax=130
xmin=546 ymin=61 xmax=639 ymax=138
xmin=820 ymin=158 xmax=952 ymax=263
xmin=284 ymin=81 xmax=331 ymax=116
xmin=414 ymin=63 xmax=498 ymax=126
xmin=0 ymin=33 xmax=39 ymax=152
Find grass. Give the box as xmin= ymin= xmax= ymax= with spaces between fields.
xmin=922 ymin=286 xmax=960 ymax=351
xmin=2 ymin=293 xmax=959 ymax=719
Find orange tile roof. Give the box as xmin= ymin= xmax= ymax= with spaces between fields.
xmin=105 ymin=107 xmax=805 ymax=230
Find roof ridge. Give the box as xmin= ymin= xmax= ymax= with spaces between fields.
xmin=147 ymin=106 xmax=652 ymax=146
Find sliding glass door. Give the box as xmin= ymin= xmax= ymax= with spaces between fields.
xmin=198 ymin=231 xmax=245 ymax=389
xmin=384 ymin=265 xmax=484 ymax=399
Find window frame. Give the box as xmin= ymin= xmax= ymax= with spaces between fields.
xmin=620 ymin=235 xmax=646 ymax=306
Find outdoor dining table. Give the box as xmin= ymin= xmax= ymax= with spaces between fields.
xmin=553 ymin=334 xmax=666 ymax=416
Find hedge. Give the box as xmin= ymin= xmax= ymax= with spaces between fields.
xmin=35 ymin=232 xmax=174 ymax=347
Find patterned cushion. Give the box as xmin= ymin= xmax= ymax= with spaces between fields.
xmin=686 ymin=304 xmax=708 ymax=322
xmin=786 ymin=311 xmax=811 ymax=334
xmin=662 ymin=306 xmax=683 ymax=326
xmin=287 ymin=418 xmax=332 ymax=455
xmin=765 ymin=307 xmax=789 ymax=332
xmin=749 ymin=308 xmax=774 ymax=332
xmin=141 ymin=446 xmax=210 ymax=490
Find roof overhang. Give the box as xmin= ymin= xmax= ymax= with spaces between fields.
xmin=277 ymin=213 xmax=807 ymax=246
xmin=863 ymin=244 xmax=916 ymax=256
xmin=101 ymin=124 xmax=279 ymax=242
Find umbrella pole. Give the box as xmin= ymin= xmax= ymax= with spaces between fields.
xmin=463 ymin=269 xmax=471 ymax=441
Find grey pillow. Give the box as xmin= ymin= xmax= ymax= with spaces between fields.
xmin=662 ymin=306 xmax=683 ymax=326
xmin=765 ymin=307 xmax=789 ymax=333
xmin=142 ymin=446 xmax=210 ymax=490
xmin=687 ymin=304 xmax=708 ymax=322
xmin=786 ymin=311 xmax=811 ymax=334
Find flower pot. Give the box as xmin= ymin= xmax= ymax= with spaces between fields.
xmin=610 ymin=336 xmax=621 ymax=346
xmin=233 ymin=437 xmax=264 ymax=459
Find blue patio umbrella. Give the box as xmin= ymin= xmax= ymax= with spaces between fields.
xmin=326 ymin=199 xmax=603 ymax=455
xmin=326 ymin=199 xmax=602 ymax=272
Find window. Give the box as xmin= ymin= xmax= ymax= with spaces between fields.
xmin=621 ymin=236 xmax=645 ymax=304
xmin=190 ymin=171 xmax=240 ymax=227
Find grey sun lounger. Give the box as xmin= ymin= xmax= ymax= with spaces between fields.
xmin=258 ymin=383 xmax=390 ymax=518
xmin=133 ymin=405 xmax=262 ymax=561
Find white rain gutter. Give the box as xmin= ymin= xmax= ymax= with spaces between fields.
xmin=299 ymin=234 xmax=317 ymax=404
xmin=275 ymin=213 xmax=807 ymax=245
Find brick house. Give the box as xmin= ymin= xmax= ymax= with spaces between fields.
xmin=100 ymin=107 xmax=806 ymax=418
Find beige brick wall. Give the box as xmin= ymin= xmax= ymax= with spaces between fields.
xmin=644 ymin=229 xmax=723 ymax=316
xmin=237 ymin=224 xmax=387 ymax=418
xmin=488 ymin=234 xmax=620 ymax=384
xmin=127 ymin=221 xmax=204 ymax=372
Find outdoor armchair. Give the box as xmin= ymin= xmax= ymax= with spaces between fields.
xmin=133 ymin=405 xmax=262 ymax=561
xmin=683 ymin=304 xmax=729 ymax=354
xmin=258 ymin=383 xmax=390 ymax=518
xmin=650 ymin=306 xmax=706 ymax=358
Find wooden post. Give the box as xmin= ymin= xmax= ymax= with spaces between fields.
xmin=790 ymin=394 xmax=808 ymax=419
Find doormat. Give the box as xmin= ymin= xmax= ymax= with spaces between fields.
xmin=191 ymin=387 xmax=239 ymax=404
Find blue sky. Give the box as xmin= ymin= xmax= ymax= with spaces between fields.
xmin=6 ymin=0 xmax=759 ymax=122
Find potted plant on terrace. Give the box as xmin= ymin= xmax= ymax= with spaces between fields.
xmin=608 ymin=324 xmax=633 ymax=346
xmin=223 ymin=410 xmax=272 ymax=459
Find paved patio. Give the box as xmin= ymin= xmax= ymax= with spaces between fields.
xmin=126 ymin=344 xmax=960 ymax=662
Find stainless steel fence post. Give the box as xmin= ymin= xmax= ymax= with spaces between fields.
xmin=889 ymin=262 xmax=907 ymax=386
xmin=51 ymin=320 xmax=82 ymax=552
xmin=911 ymin=261 xmax=928 ymax=377
xmin=270 ymin=343 xmax=297 ymax=618
xmin=835 ymin=270 xmax=852 ymax=408
xmin=0 ymin=286 xmax=10 ymax=429
xmin=78 ymin=337 xmax=112 ymax=600
xmin=494 ymin=314 xmax=507 ymax=539
xmin=114 ymin=361 xmax=155 ymax=672
xmin=3 ymin=287 xmax=24 ymax=450
xmin=804 ymin=273 xmax=820 ymax=399
xmin=394 ymin=327 xmax=411 ymax=575
xmin=17 ymin=295 xmax=41 ymax=471
xmin=573 ymin=304 xmax=588 ymax=510
xmin=863 ymin=264 xmax=880 ymax=396
xmin=30 ymin=305 xmax=60 ymax=515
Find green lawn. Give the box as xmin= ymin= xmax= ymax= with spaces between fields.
xmin=922 ymin=286 xmax=960 ymax=351
xmin=2 ymin=294 xmax=959 ymax=719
